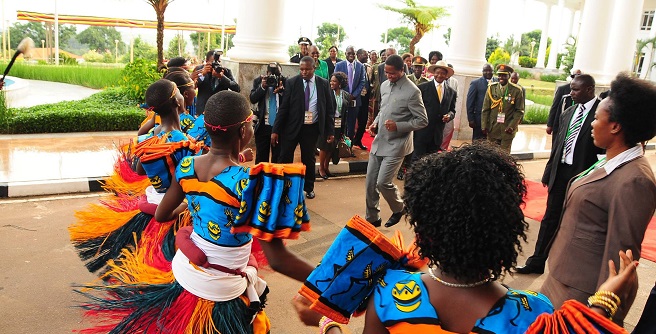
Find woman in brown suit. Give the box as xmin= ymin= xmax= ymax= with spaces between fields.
xmin=542 ymin=73 xmax=656 ymax=324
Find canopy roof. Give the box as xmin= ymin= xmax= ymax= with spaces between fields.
xmin=17 ymin=10 xmax=236 ymax=33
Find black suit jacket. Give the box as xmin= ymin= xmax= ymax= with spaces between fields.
xmin=249 ymin=76 xmax=287 ymax=134
xmin=542 ymin=98 xmax=604 ymax=191
xmin=272 ymin=75 xmax=335 ymax=140
xmin=547 ymin=84 xmax=571 ymax=131
xmin=414 ymin=81 xmax=457 ymax=146
xmin=324 ymin=57 xmax=342 ymax=77
xmin=196 ymin=67 xmax=240 ymax=114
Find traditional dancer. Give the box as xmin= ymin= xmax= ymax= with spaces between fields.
xmin=70 ymin=79 xmax=202 ymax=274
xmin=77 ymin=91 xmax=316 ymax=333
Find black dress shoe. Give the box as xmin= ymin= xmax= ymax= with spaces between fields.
xmin=369 ymin=219 xmax=382 ymax=227
xmin=326 ymin=171 xmax=336 ymax=177
xmin=396 ymin=169 xmax=405 ymax=180
xmin=305 ymin=191 xmax=315 ymax=199
xmin=318 ymin=172 xmax=329 ymax=180
xmin=384 ymin=211 xmax=404 ymax=228
xmin=354 ymin=143 xmax=368 ymax=150
xmin=515 ymin=265 xmax=544 ymax=275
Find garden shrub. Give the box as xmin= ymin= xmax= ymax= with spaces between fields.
xmin=0 ymin=87 xmax=144 ymax=134
xmin=487 ymin=48 xmax=511 ymax=68
xmin=518 ymin=56 xmax=537 ymax=68
xmin=522 ymin=104 xmax=550 ymax=124
xmin=120 ymin=59 xmax=161 ymax=102
xmin=518 ymin=69 xmax=532 ymax=79
xmin=539 ymin=74 xmax=560 ymax=82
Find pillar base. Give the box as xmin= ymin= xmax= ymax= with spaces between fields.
xmin=227 ymin=37 xmax=290 ymax=64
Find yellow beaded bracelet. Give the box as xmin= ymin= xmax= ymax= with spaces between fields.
xmin=595 ymin=290 xmax=621 ymax=306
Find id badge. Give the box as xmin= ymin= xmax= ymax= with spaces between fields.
xmin=334 ymin=118 xmax=341 ymax=127
xmin=304 ymin=111 xmax=314 ymax=124
xmin=496 ymin=113 xmax=506 ymax=124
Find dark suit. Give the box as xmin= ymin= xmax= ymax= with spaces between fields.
xmin=249 ymin=76 xmax=286 ymax=163
xmin=273 ymin=75 xmax=334 ymax=193
xmin=196 ymin=68 xmax=240 ymax=115
xmin=524 ymin=98 xmax=604 ymax=269
xmin=324 ymin=57 xmax=342 ymax=77
xmin=547 ymin=83 xmax=572 ymax=139
xmin=413 ymin=80 xmax=456 ymax=158
xmin=465 ymin=76 xmax=491 ymax=141
xmin=335 ymin=60 xmax=366 ymax=138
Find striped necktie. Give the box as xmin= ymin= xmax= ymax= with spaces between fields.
xmin=563 ymin=105 xmax=586 ymax=160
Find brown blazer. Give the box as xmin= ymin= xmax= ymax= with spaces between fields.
xmin=546 ymin=155 xmax=656 ymax=303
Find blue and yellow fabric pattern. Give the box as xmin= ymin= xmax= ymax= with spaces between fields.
xmin=187 ymin=114 xmax=211 ymax=147
xmin=176 ymin=158 xmax=310 ymax=244
xmin=179 ymin=112 xmax=196 ymax=133
xmin=299 ymin=216 xmax=404 ymax=324
xmin=374 ymin=270 xmax=554 ymax=333
xmin=133 ymin=130 xmax=202 ymax=193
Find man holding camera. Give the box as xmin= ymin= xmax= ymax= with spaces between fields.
xmin=250 ymin=62 xmax=286 ymax=164
xmin=196 ymin=50 xmax=240 ymax=115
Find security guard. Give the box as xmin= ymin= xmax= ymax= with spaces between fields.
xmin=290 ymin=37 xmax=312 ymax=63
xmin=481 ymin=64 xmax=524 ymax=153
xmin=407 ymin=56 xmax=429 ymax=86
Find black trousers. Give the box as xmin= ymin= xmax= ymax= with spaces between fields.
xmin=471 ymin=113 xmax=485 ymax=141
xmin=254 ymin=124 xmax=280 ymax=164
xmin=633 ymin=285 xmax=656 ymax=333
xmin=278 ymin=123 xmax=319 ymax=193
xmin=525 ymin=163 xmax=574 ymax=268
xmin=353 ymin=97 xmax=369 ymax=145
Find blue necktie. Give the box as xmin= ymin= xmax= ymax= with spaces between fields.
xmin=268 ymin=87 xmax=277 ymax=126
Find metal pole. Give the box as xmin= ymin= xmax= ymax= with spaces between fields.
xmin=1 ymin=0 xmax=5 ymax=60
xmin=207 ymin=31 xmax=210 ymax=51
xmin=54 ymin=0 xmax=59 ymax=65
xmin=130 ymin=29 xmax=134 ymax=62
xmin=220 ymin=0 xmax=226 ymax=52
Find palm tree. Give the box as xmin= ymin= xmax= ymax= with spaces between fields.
xmin=378 ymin=0 xmax=448 ymax=55
xmin=145 ymin=0 xmax=173 ymax=67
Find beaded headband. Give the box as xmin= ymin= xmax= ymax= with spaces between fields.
xmin=204 ymin=110 xmax=254 ymax=132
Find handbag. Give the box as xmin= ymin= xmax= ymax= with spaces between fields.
xmin=337 ymin=135 xmax=353 ymax=158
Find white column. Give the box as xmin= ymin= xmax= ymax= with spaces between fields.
xmin=448 ymin=0 xmax=490 ymax=75
xmin=54 ymin=0 xmax=59 ymax=65
xmin=228 ymin=0 xmax=289 ymax=63
xmin=512 ymin=0 xmax=527 ymax=66
xmin=535 ymin=2 xmax=550 ymax=69
xmin=602 ymin=0 xmax=644 ymax=83
xmin=572 ymin=0 xmax=613 ymax=83
xmin=546 ymin=1 xmax=564 ymax=70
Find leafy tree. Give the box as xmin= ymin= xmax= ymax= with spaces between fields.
xmin=314 ymin=22 xmax=346 ymax=58
xmin=77 ymin=26 xmax=124 ymax=53
xmin=128 ymin=36 xmax=158 ymax=63
xmin=486 ymin=35 xmax=501 ymax=60
xmin=145 ymin=0 xmax=173 ymax=67
xmin=381 ymin=27 xmax=414 ymax=54
xmin=9 ymin=22 xmax=76 ymax=49
xmin=166 ymin=32 xmax=188 ymax=59
xmin=378 ymin=0 xmax=448 ymax=55
xmin=82 ymin=50 xmax=104 ymax=63
xmin=189 ymin=31 xmax=234 ymax=59
xmin=288 ymin=44 xmax=300 ymax=58
xmin=560 ymin=36 xmax=576 ymax=76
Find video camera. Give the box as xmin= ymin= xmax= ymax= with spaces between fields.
xmin=265 ymin=62 xmax=283 ymax=87
xmin=211 ymin=50 xmax=224 ymax=74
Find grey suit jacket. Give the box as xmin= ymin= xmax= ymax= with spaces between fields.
xmin=371 ymin=75 xmax=428 ymax=157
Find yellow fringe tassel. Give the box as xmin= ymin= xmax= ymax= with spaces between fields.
xmin=185 ymin=299 xmax=220 ymax=334
xmin=70 ymin=204 xmax=141 ymax=240
xmin=102 ymin=240 xmax=174 ymax=285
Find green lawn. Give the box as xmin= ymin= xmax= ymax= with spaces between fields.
xmin=520 ymin=78 xmax=557 ymax=90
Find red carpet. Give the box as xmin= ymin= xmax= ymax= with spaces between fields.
xmin=524 ymin=180 xmax=656 ymax=262
xmin=361 ymin=133 xmax=373 ymax=152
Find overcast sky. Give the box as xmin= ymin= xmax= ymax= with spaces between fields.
xmin=5 ymin=0 xmax=577 ymax=58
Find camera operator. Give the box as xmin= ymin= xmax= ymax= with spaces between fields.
xmin=195 ymin=50 xmax=240 ymax=115
xmin=250 ymin=62 xmax=286 ymax=163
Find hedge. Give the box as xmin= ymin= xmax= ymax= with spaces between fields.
xmin=0 ymin=87 xmax=144 ymax=134
xmin=522 ymin=104 xmax=550 ymax=124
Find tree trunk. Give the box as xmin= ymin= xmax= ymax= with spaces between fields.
xmin=156 ymin=10 xmax=165 ymax=67
xmin=409 ymin=24 xmax=426 ymax=55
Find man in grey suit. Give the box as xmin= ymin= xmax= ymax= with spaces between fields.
xmin=365 ymin=55 xmax=428 ymax=228
xmin=465 ymin=64 xmax=494 ymax=141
